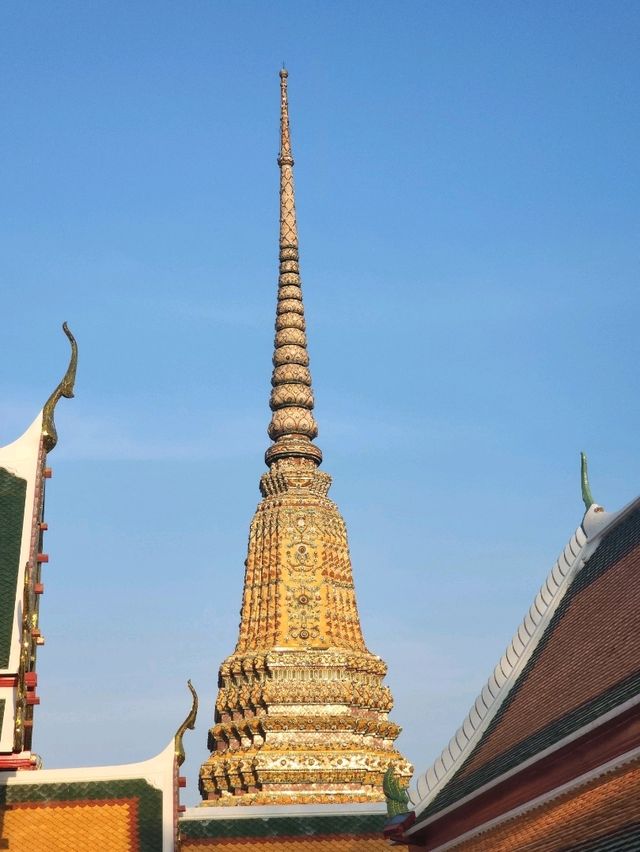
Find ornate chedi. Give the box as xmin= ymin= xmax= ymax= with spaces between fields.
xmin=198 ymin=70 xmax=412 ymax=806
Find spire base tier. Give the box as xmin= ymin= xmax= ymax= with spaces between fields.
xmin=200 ymin=454 xmax=411 ymax=804
xmin=199 ymin=648 xmax=412 ymax=806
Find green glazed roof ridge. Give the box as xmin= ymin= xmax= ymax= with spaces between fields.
xmin=1 ymin=776 xmax=157 ymax=804
xmin=179 ymin=812 xmax=387 ymax=839
xmin=410 ymin=495 xmax=639 ymax=817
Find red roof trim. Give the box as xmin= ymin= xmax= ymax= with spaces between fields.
xmin=406 ymin=701 xmax=640 ymax=849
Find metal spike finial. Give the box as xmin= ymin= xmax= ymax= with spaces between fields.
xmin=277 ymin=68 xmax=294 ymax=178
xmin=581 ymin=451 xmax=595 ymax=511
xmin=42 ymin=322 xmax=78 ymax=453
xmin=266 ymin=69 xmax=322 ymax=467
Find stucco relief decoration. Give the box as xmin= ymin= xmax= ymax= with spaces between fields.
xmin=284 ymin=511 xmax=319 ymax=572
xmin=285 ymin=582 xmax=323 ymax=642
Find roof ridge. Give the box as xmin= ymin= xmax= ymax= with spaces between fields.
xmin=410 ymin=499 xmax=637 ymax=815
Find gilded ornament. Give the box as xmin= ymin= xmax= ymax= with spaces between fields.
xmin=42 ymin=322 xmax=78 ymax=453
xmin=175 ymin=679 xmax=198 ymax=767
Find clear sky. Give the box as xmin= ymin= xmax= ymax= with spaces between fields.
xmin=1 ymin=1 xmax=639 ymax=804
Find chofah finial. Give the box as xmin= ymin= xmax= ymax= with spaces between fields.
xmin=42 ymin=323 xmax=78 ymax=453
xmin=581 ymin=451 xmax=595 ymax=511
xmin=174 ymin=680 xmax=198 ymax=767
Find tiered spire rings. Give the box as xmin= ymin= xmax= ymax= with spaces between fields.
xmin=266 ymin=69 xmax=321 ymax=467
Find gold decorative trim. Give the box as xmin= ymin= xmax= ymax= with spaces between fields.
xmin=175 ymin=679 xmax=198 ymax=767
xmin=42 ymin=322 xmax=78 ymax=453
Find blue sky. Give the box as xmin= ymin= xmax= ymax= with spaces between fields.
xmin=1 ymin=1 xmax=639 ymax=804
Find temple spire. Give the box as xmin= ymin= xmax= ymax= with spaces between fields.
xmin=266 ymin=69 xmax=322 ymax=467
xmin=199 ymin=70 xmax=412 ymax=806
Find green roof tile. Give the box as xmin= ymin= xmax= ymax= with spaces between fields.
xmin=565 ymin=822 xmax=640 ymax=851
xmin=0 ymin=468 xmax=27 ymax=668
xmin=179 ymin=813 xmax=387 ymax=839
xmin=0 ymin=779 xmax=163 ymax=851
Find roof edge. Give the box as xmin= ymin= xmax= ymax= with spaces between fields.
xmin=424 ymin=742 xmax=640 ymax=851
xmin=181 ymin=800 xmax=388 ymax=821
xmin=408 ymin=690 xmax=640 ymax=838
xmin=410 ymin=496 xmax=639 ymax=816
xmin=0 ymin=738 xmax=176 ymax=786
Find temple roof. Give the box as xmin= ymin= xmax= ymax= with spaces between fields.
xmin=408 ymin=483 xmax=640 ymax=832
xmin=0 ymin=739 xmax=177 ymax=850
xmin=180 ymin=801 xmax=389 ymax=850
xmin=0 ymin=324 xmax=77 ymax=762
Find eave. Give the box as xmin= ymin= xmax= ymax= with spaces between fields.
xmin=405 ymin=695 xmax=640 ymax=849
